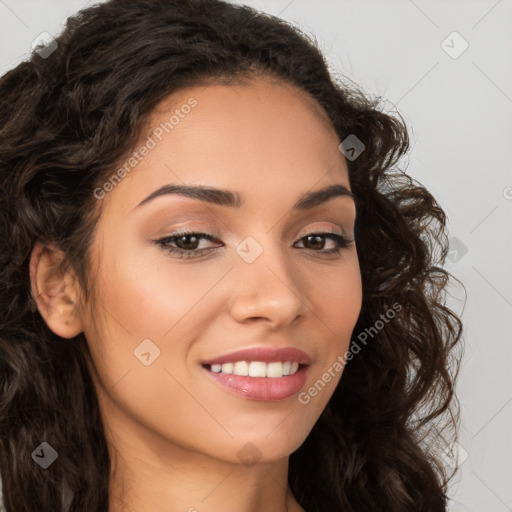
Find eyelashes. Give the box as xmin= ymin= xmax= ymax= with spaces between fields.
xmin=156 ymin=230 xmax=221 ymax=260
xmin=155 ymin=228 xmax=354 ymax=260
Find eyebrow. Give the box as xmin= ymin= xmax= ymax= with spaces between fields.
xmin=134 ymin=183 xmax=356 ymax=211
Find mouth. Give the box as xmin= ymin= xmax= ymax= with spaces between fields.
xmin=201 ymin=360 xmax=310 ymax=401
xmin=200 ymin=346 xmax=312 ymax=401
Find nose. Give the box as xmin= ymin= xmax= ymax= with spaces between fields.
xmin=228 ymin=238 xmax=310 ymax=329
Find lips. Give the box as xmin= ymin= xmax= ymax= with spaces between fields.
xmin=201 ymin=346 xmax=312 ymax=366
xmin=201 ymin=346 xmax=312 ymax=401
xmin=202 ymin=364 xmax=310 ymax=401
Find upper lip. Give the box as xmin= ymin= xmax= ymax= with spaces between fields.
xmin=202 ymin=347 xmax=312 ymax=366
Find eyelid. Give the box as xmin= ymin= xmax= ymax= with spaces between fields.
xmin=158 ymin=221 xmax=349 ymax=239
xmin=297 ymin=224 xmax=347 ymax=239
xmin=158 ymin=225 xmax=347 ymax=242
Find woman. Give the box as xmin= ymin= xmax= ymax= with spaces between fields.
xmin=0 ymin=0 xmax=463 ymax=510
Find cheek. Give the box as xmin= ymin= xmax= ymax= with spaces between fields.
xmin=92 ymin=239 xmax=225 ymax=339
xmin=81 ymin=250 xmax=230 ymax=449
xmin=82 ymin=240 xmax=231 ymax=394
xmin=311 ymin=254 xmax=362 ymax=345
xmin=295 ymin=263 xmax=361 ymax=413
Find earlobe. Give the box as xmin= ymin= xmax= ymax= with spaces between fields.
xmin=29 ymin=240 xmax=84 ymax=339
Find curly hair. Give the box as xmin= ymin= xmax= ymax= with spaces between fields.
xmin=0 ymin=0 xmax=463 ymax=510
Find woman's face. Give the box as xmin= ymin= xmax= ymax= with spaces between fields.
xmin=82 ymin=77 xmax=362 ymax=465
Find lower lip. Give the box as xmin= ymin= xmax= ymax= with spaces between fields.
xmin=202 ymin=365 xmax=310 ymax=401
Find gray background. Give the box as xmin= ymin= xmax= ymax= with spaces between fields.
xmin=1 ymin=1 xmax=511 ymax=510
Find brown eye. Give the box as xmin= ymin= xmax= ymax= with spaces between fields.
xmin=303 ymin=234 xmax=326 ymax=250
xmin=295 ymin=233 xmax=353 ymax=254
xmin=174 ymin=234 xmax=201 ymax=251
xmin=155 ymin=230 xmax=353 ymax=260
xmin=156 ymin=231 xmax=221 ymax=259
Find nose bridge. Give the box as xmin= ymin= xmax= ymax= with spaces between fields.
xmin=228 ymin=232 xmax=307 ymax=325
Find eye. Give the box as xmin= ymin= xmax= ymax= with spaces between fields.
xmin=294 ymin=232 xmax=353 ymax=257
xmin=155 ymin=229 xmax=354 ymax=260
xmin=155 ymin=229 xmax=221 ymax=259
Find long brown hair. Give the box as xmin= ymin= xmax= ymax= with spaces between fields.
xmin=0 ymin=0 xmax=463 ymax=510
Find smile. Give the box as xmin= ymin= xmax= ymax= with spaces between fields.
xmin=204 ymin=360 xmax=301 ymax=378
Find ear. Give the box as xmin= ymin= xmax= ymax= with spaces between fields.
xmin=29 ymin=240 xmax=84 ymax=339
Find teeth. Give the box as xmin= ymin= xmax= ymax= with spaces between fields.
xmin=208 ymin=361 xmax=300 ymax=378
xmin=249 ymin=361 xmax=267 ymax=377
xmin=266 ymin=362 xmax=283 ymax=378
xmin=221 ymin=363 xmax=233 ymax=374
xmin=233 ymin=361 xmax=249 ymax=376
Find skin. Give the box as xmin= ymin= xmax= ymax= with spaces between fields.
xmin=30 ymin=76 xmax=363 ymax=512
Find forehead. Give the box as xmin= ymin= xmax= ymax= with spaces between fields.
xmin=145 ymin=76 xmax=339 ymax=156
xmin=97 ymin=78 xmax=349 ymax=217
